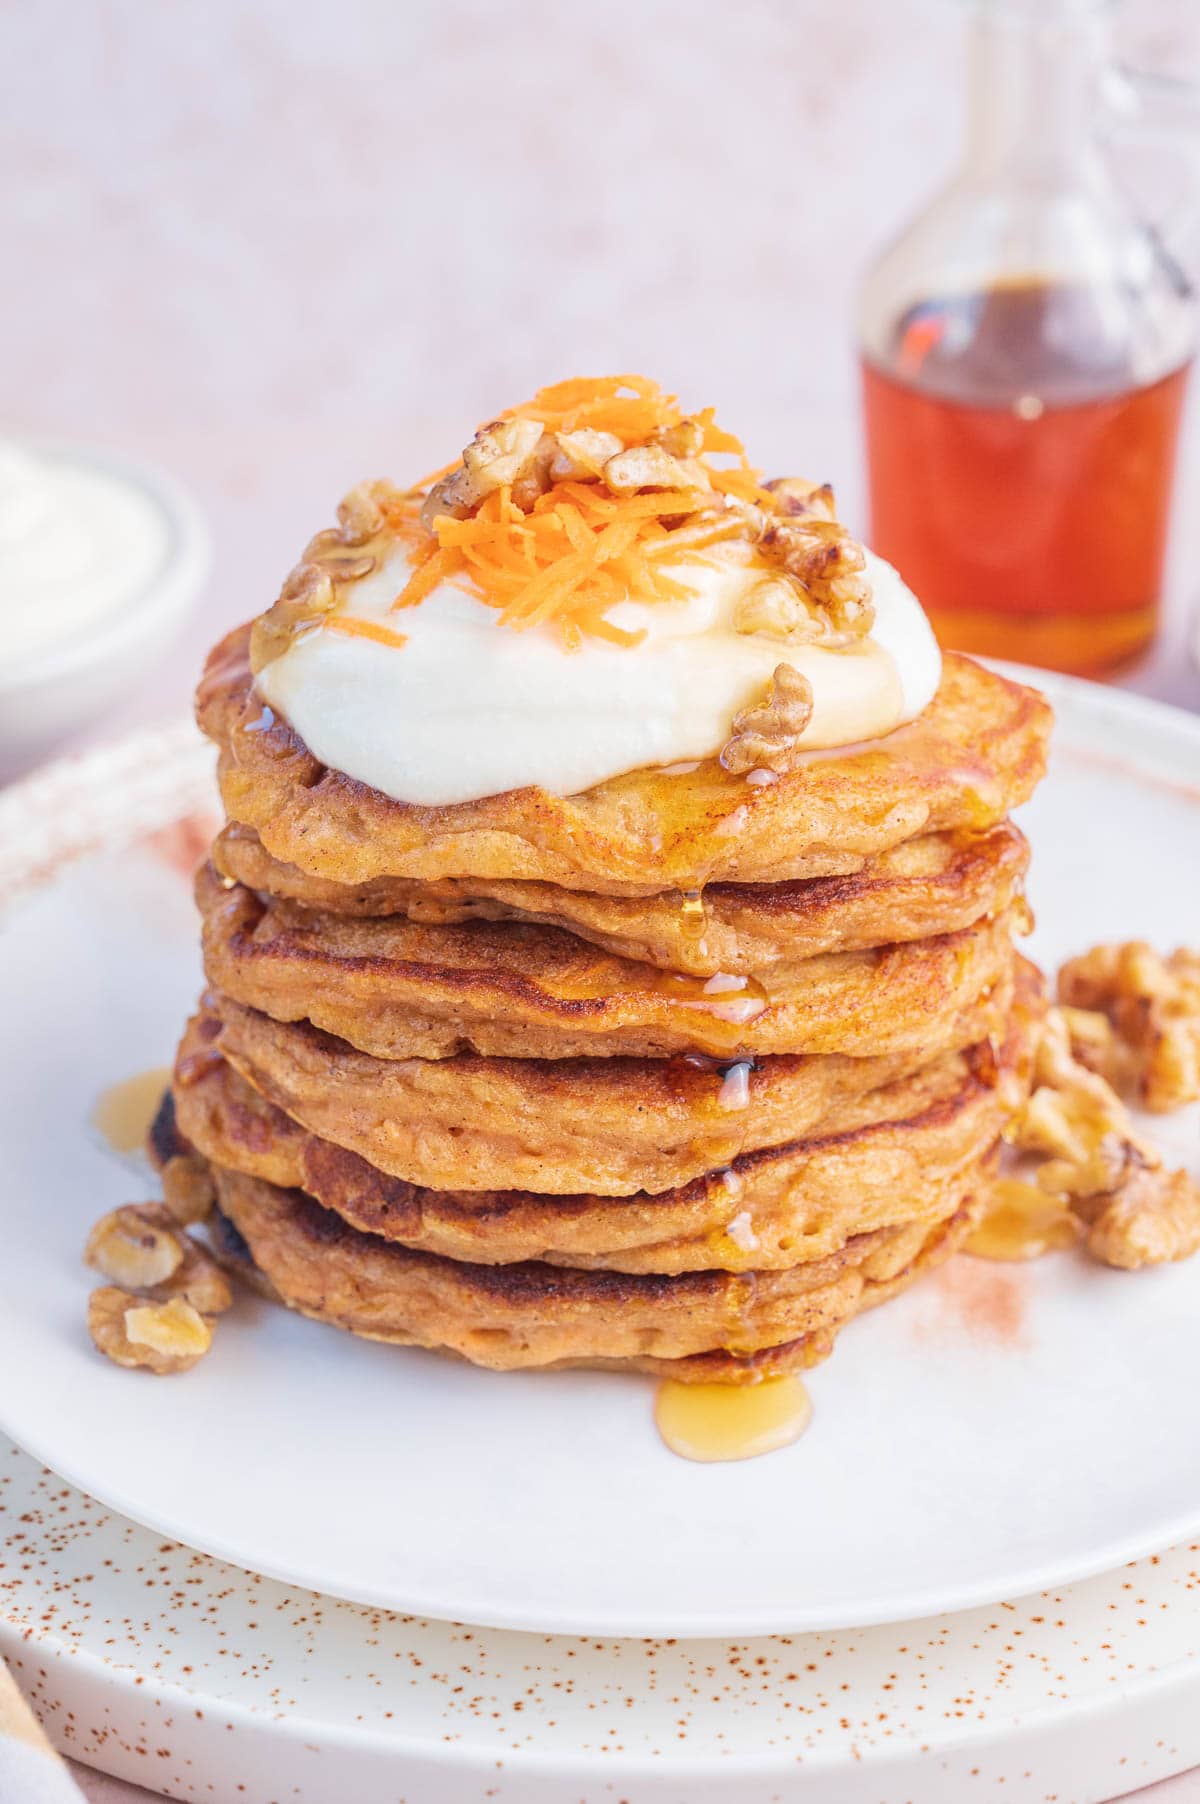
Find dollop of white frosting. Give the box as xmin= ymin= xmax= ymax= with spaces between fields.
xmin=0 ymin=443 xmax=170 ymax=670
xmin=257 ymin=542 xmax=941 ymax=805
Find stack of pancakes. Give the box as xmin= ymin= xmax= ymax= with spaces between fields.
xmin=159 ymin=630 xmax=1051 ymax=1382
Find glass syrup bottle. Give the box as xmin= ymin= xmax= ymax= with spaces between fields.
xmin=859 ymin=0 xmax=1196 ymax=675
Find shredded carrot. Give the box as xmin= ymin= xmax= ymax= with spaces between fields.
xmin=389 ymin=376 xmax=780 ymax=647
xmin=324 ymin=616 xmax=410 ymax=650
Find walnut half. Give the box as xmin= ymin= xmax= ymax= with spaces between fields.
xmin=758 ymin=516 xmax=874 ymax=637
xmin=84 ymin=1202 xmax=231 ymax=1375
xmin=732 ymin=575 xmax=826 ymax=643
xmin=1076 ymin=1165 xmax=1200 ymax=1271
xmin=88 ymin=1289 xmax=213 ymax=1375
xmin=720 ymin=663 xmax=814 ymax=776
xmin=1006 ymin=1006 xmax=1200 ymax=1271
xmin=1058 ymin=941 xmax=1200 ymax=1113
xmin=85 ymin=1204 xmax=185 ymax=1290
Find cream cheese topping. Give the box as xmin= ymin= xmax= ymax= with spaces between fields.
xmin=256 ymin=540 xmax=941 ymax=806
xmin=0 ymin=443 xmax=171 ymax=670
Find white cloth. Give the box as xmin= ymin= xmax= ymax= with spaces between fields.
xmin=0 ymin=1662 xmax=84 ymax=1803
xmin=0 ymin=1738 xmax=85 ymax=1802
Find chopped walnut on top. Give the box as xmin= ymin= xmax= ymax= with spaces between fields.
xmin=1058 ymin=941 xmax=1200 ymax=1113
xmin=402 ymin=381 xmax=875 ymax=647
xmin=764 ymin=477 xmax=837 ymax=520
xmin=548 ymin=428 xmax=623 ymax=482
xmin=250 ymin=477 xmax=408 ymax=673
xmin=1005 ymin=1006 xmax=1200 ymax=1270
xmin=732 ymin=575 xmax=827 ymax=643
xmin=720 ymin=663 xmax=815 ymax=776
xmin=421 ymin=418 xmax=547 ymax=528
xmin=757 ymin=515 xmax=873 ymax=637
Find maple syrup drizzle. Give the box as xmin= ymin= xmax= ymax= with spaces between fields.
xmin=966 ymin=1178 xmax=1080 ymax=1262
xmin=655 ymin=1376 xmax=812 ymax=1464
xmin=91 ymin=1067 xmax=172 ymax=1156
xmin=677 ymin=885 xmax=711 ymax=967
xmin=654 ymin=969 xmax=768 ymax=1027
xmin=717 ymin=1059 xmax=754 ymax=1111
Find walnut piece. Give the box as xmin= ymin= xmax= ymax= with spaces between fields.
xmin=421 ymin=419 xmax=546 ymax=528
xmin=250 ymin=480 xmax=403 ymax=673
xmin=764 ymin=477 xmax=837 ymax=521
xmin=1006 ymin=1005 xmax=1200 ymax=1271
xmin=651 ymin=416 xmax=705 ymax=459
xmin=464 ymin=418 xmax=545 ymax=488
xmin=758 ymin=516 xmax=874 ymax=637
xmin=419 ymin=463 xmax=485 ymax=529
xmin=1056 ymin=1004 xmax=1133 ymax=1092
xmin=249 ymin=562 xmax=339 ymax=675
xmin=601 ymin=444 xmax=704 ymax=494
xmin=84 ymin=1199 xmax=232 ymax=1316
xmin=732 ymin=574 xmax=825 ymax=642
xmin=88 ymin=1288 xmax=213 ymax=1375
xmin=1058 ymin=941 xmax=1200 ymax=1112
xmin=720 ymin=663 xmax=814 ymax=776
xmin=164 ymin=1239 xmax=234 ymax=1316
xmin=85 ymin=1204 xmax=185 ymax=1290
xmin=548 ymin=428 xmax=624 ymax=482
xmin=1079 ymin=1165 xmax=1200 ymax=1270
xmin=335 ymin=480 xmax=389 ymax=544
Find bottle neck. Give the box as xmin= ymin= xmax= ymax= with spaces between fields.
xmin=963 ymin=4 xmax=1107 ymax=189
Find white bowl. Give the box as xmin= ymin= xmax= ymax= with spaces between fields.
xmin=0 ymin=443 xmax=210 ymax=781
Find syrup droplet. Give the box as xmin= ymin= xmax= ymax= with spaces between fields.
xmin=91 ymin=1068 xmax=172 ymax=1157
xmin=679 ymin=887 xmax=706 ymax=934
xmin=725 ymin=1209 xmax=759 ymax=1252
xmin=677 ymin=886 xmax=710 ymax=964
xmin=717 ymin=1058 xmax=754 ymax=1111
xmin=654 ymin=970 xmax=769 ymax=1028
xmin=655 ymin=1376 xmax=812 ymax=1464
xmin=245 ymin=705 xmax=275 ymax=733
xmin=966 ymin=1178 xmax=1080 ymax=1261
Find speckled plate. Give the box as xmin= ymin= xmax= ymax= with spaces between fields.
xmin=3 ymin=1435 xmax=1199 ymax=1802
xmin=0 ymin=681 xmax=1199 ymax=1641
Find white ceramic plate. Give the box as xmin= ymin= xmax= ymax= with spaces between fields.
xmin=0 ymin=677 xmax=1198 ymax=1640
xmin=4 ymin=1434 xmax=1198 ymax=1804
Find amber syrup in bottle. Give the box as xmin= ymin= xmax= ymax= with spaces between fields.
xmin=863 ymin=277 xmax=1192 ymax=673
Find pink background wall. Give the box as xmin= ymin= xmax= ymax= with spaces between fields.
xmin=5 ymin=0 xmax=1199 ymax=734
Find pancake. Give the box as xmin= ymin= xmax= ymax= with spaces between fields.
xmin=200 ymin=633 xmax=1051 ymax=893
xmin=205 ymin=970 xmax=1016 ymax=1196
xmin=198 ymin=864 xmax=1021 ymax=1061
xmin=207 ymin=1160 xmax=983 ymax=1378
xmin=169 ymin=971 xmax=1037 ymax=1273
xmin=211 ymin=819 xmax=1030 ymax=978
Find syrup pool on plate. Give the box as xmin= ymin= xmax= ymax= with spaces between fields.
xmin=655 ymin=1376 xmax=813 ymax=1463
xmin=91 ymin=1068 xmax=171 ymax=1157
xmin=966 ymin=1177 xmax=1080 ymax=1262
